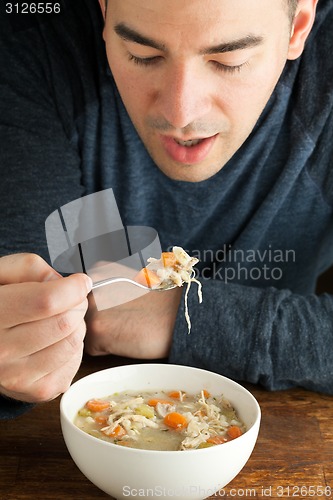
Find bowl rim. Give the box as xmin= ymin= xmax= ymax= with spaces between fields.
xmin=60 ymin=363 xmax=261 ymax=456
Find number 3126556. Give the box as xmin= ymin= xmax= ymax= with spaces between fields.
xmin=5 ymin=3 xmax=61 ymax=14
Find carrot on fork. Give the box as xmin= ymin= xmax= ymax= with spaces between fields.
xmin=135 ymin=267 xmax=161 ymax=288
xmin=162 ymin=252 xmax=177 ymax=268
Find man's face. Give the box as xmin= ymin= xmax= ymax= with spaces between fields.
xmin=102 ymin=0 xmax=293 ymax=182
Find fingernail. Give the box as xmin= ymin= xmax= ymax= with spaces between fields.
xmin=84 ymin=275 xmax=93 ymax=293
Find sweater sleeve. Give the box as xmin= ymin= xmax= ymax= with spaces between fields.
xmin=0 ymin=396 xmax=35 ymax=420
xmin=169 ymin=279 xmax=333 ymax=394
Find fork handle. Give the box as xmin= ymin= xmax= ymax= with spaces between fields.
xmin=91 ymin=277 xmax=149 ymax=290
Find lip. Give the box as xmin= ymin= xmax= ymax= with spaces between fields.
xmin=160 ymin=134 xmax=218 ymax=165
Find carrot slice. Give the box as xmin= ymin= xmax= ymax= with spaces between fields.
xmin=108 ymin=424 xmax=127 ymax=438
xmin=227 ymin=426 xmax=243 ymax=440
xmin=147 ymin=398 xmax=173 ymax=407
xmin=94 ymin=415 xmax=108 ymax=425
xmin=163 ymin=412 xmax=188 ymax=430
xmin=102 ymin=424 xmax=126 ymax=438
xmin=162 ymin=252 xmax=177 ymax=268
xmin=202 ymin=389 xmax=211 ymax=399
xmin=86 ymin=399 xmax=110 ymax=412
xmin=135 ymin=268 xmax=161 ymax=288
xmin=168 ymin=390 xmax=186 ymax=400
xmin=207 ymin=435 xmax=228 ymax=445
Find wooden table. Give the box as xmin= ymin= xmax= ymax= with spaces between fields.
xmin=1 ymin=354 xmax=332 ymax=500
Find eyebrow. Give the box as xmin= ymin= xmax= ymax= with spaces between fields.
xmin=114 ymin=22 xmax=264 ymax=55
xmin=200 ymin=35 xmax=264 ymax=55
xmin=114 ymin=23 xmax=166 ymax=51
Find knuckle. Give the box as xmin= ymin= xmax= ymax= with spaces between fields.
xmin=37 ymin=295 xmax=89 ymax=321
xmin=0 ymin=344 xmax=11 ymax=366
xmin=55 ymin=312 xmax=73 ymax=336
xmin=20 ymin=253 xmax=45 ymax=269
xmin=35 ymin=291 xmax=60 ymax=317
xmin=74 ymin=298 xmax=89 ymax=317
xmin=1 ymin=372 xmax=27 ymax=396
xmin=64 ymin=324 xmax=86 ymax=353
xmin=28 ymin=374 xmax=76 ymax=403
xmin=0 ymin=366 xmax=58 ymax=403
xmin=31 ymin=385 xmax=57 ymax=403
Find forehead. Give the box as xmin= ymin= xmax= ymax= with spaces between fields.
xmin=108 ymin=0 xmax=288 ymax=34
xmin=106 ymin=0 xmax=289 ymax=53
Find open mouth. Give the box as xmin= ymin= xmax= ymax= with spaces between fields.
xmin=174 ymin=138 xmax=203 ymax=148
xmin=160 ymin=134 xmax=218 ymax=165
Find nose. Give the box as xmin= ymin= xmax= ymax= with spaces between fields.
xmin=156 ymin=61 xmax=212 ymax=130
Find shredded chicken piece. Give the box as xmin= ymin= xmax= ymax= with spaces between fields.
xmin=155 ymin=402 xmax=176 ymax=418
xmin=179 ymin=413 xmax=210 ymax=450
xmin=147 ymin=246 xmax=203 ymax=333
xmin=102 ymin=413 xmax=158 ymax=439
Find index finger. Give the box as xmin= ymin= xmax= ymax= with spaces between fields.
xmin=1 ymin=274 xmax=92 ymax=328
xmin=0 ymin=253 xmax=61 ymax=284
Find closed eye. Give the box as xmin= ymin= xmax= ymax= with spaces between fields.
xmin=210 ymin=60 xmax=249 ymax=74
xmin=128 ymin=52 xmax=248 ymax=74
xmin=128 ymin=54 xmax=163 ymax=67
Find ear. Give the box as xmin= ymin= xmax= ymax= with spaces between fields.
xmin=288 ymin=0 xmax=319 ymax=60
xmin=98 ymin=0 xmax=106 ymax=21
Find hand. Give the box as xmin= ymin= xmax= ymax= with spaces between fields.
xmin=0 ymin=253 xmax=92 ymax=403
xmin=84 ymin=284 xmax=183 ymax=359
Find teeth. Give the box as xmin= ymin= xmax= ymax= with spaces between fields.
xmin=175 ymin=138 xmax=202 ymax=147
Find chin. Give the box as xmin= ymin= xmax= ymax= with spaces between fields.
xmin=154 ymin=152 xmax=228 ymax=182
xmin=159 ymin=163 xmax=223 ymax=183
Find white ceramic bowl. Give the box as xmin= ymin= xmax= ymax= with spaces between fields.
xmin=60 ymin=364 xmax=260 ymax=499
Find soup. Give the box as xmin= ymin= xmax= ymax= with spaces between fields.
xmin=75 ymin=389 xmax=246 ymax=451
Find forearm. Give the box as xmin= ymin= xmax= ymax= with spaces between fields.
xmin=170 ymin=279 xmax=333 ymax=394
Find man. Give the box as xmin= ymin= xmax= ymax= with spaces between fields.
xmin=1 ymin=0 xmax=332 ymax=419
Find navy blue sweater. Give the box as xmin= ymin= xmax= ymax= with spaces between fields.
xmin=0 ymin=0 xmax=333 ymax=418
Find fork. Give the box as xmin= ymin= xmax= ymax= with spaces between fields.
xmin=91 ymin=276 xmax=176 ymax=291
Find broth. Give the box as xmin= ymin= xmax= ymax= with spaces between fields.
xmin=75 ymin=389 xmax=246 ymax=451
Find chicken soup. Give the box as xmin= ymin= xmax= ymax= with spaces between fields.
xmin=75 ymin=389 xmax=246 ymax=451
